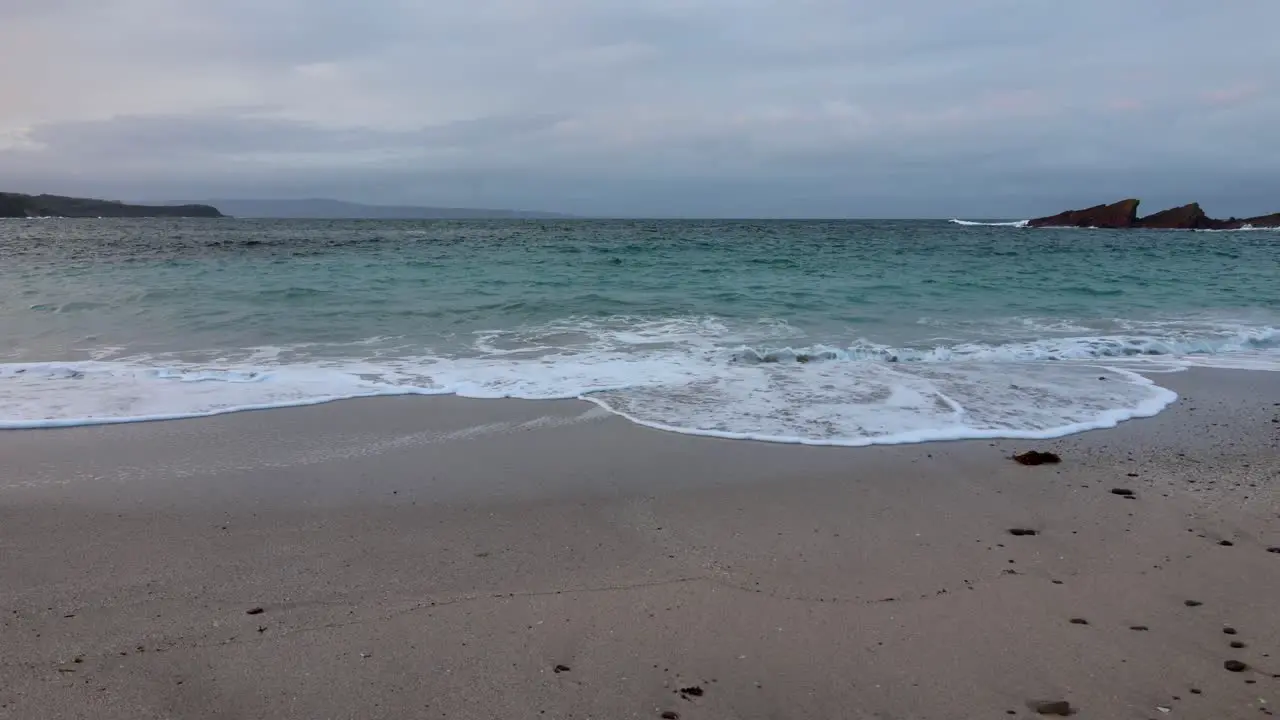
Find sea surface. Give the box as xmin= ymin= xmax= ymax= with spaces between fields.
xmin=2 ymin=218 xmax=1278 ymax=443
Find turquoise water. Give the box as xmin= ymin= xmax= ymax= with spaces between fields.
xmin=2 ymin=218 xmax=1278 ymax=441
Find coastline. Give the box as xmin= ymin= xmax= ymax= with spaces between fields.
xmin=2 ymin=367 xmax=1277 ymax=718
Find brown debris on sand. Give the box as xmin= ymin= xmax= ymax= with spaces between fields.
xmin=678 ymin=686 xmax=704 ymax=698
xmin=1013 ymin=451 xmax=1061 ymax=466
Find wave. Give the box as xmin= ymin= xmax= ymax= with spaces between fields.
xmin=587 ymin=366 xmax=1176 ymax=447
xmin=1197 ymin=224 xmax=1280 ymax=233
xmin=947 ymin=218 xmax=1278 ymax=232
xmin=0 ymin=363 xmax=440 ymax=429
xmin=0 ymin=353 xmax=1179 ymax=445
xmin=28 ymin=301 xmax=110 ymax=313
xmin=3 ymin=323 xmax=1277 ymax=444
xmin=730 ymin=327 xmax=1280 ymax=365
xmin=948 ymin=219 xmax=1030 ymax=227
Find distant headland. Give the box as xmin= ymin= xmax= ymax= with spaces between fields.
xmin=0 ymin=192 xmax=223 ymax=219
xmin=202 ymin=198 xmax=574 ymax=219
xmin=1027 ymin=199 xmax=1280 ymax=230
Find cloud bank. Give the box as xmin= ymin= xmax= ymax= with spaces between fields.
xmin=2 ymin=0 xmax=1277 ymax=216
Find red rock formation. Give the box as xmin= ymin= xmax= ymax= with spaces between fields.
xmin=1026 ymin=199 xmax=1140 ymax=228
xmin=1028 ymin=199 xmax=1280 ymax=230
xmin=1134 ymin=203 xmax=1209 ymax=229
xmin=1239 ymin=212 xmax=1280 ymax=229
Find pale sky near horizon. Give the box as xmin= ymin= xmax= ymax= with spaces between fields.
xmin=2 ymin=1 xmax=1278 ymax=217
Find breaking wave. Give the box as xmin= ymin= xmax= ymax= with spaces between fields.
xmin=948 ymin=219 xmax=1030 ymax=227
xmin=3 ymin=320 xmax=1276 ymax=445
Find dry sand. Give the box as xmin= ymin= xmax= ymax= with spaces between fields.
xmin=1 ymin=368 xmax=1278 ymax=719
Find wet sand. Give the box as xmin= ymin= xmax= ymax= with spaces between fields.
xmin=2 ymin=368 xmax=1278 ymax=719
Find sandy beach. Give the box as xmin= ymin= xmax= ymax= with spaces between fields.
xmin=2 ymin=367 xmax=1277 ymax=719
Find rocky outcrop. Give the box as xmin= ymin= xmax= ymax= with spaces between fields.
xmin=0 ymin=192 xmax=223 ymax=218
xmin=1026 ymin=199 xmax=1140 ymax=228
xmin=1135 ymin=203 xmax=1210 ymax=229
xmin=1028 ymin=199 xmax=1280 ymax=230
xmin=1237 ymin=212 xmax=1280 ymax=229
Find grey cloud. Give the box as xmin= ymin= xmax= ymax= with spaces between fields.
xmin=199 ymin=0 xmax=414 ymax=63
xmin=1 ymin=0 xmax=1278 ymax=216
xmin=0 ymin=0 xmax=82 ymax=20
xmin=17 ymin=111 xmax=568 ymax=160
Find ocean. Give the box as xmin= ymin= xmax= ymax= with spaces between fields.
xmin=2 ymin=217 xmax=1277 ymax=443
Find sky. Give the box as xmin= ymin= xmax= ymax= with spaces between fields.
xmin=1 ymin=0 xmax=1278 ymax=218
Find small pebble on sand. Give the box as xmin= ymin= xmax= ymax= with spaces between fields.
xmin=1031 ymin=700 xmax=1072 ymax=716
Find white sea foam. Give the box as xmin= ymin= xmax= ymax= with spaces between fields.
xmin=1197 ymin=224 xmax=1280 ymax=232
xmin=837 ymin=327 xmax=1278 ymax=364
xmin=948 ymin=219 xmax=1030 ymax=227
xmin=588 ymin=363 xmax=1177 ymax=446
xmin=3 ymin=319 xmax=1278 ymax=443
xmin=0 ymin=362 xmax=448 ymax=429
xmin=946 ymin=218 xmax=1277 ymax=232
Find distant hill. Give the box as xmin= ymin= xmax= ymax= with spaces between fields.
xmin=202 ymin=198 xmax=574 ymax=219
xmin=0 ymin=192 xmax=222 ymax=218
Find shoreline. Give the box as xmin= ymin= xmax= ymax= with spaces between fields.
xmin=2 ymin=367 xmax=1277 ymax=718
xmin=0 ymin=356 xmax=1186 ymax=444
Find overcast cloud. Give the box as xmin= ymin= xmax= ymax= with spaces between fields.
xmin=2 ymin=0 xmax=1278 ymax=217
